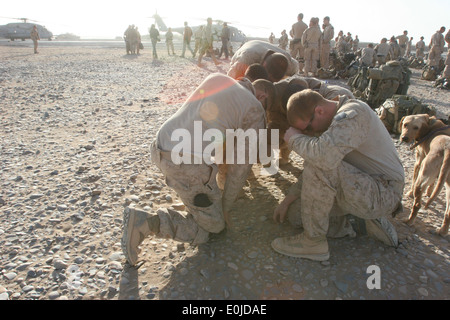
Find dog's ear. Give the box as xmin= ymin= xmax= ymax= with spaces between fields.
xmin=417 ymin=116 xmax=430 ymax=139
xmin=398 ymin=116 xmax=406 ymax=134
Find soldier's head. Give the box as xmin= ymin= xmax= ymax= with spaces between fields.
xmin=287 ymin=89 xmax=337 ymax=136
xmin=252 ymin=79 xmax=275 ymax=111
xmin=298 ymin=13 xmax=304 ymax=21
xmin=403 ymin=30 xmax=408 ymax=35
xmin=244 ymin=63 xmax=269 ymax=82
xmin=184 ymin=21 xmax=188 ymax=26
xmin=368 ymin=43 xmax=374 ymax=48
xmin=420 ymin=36 xmax=424 ymax=40
xmin=439 ymin=26 xmax=446 ymax=33
xmin=323 ymin=16 xmax=330 ymax=25
xmin=381 ymin=37 xmax=387 ymax=43
xmin=261 ymin=51 xmax=289 ymax=82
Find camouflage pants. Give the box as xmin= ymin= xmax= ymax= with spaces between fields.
xmin=320 ymin=42 xmax=331 ymax=70
xmin=444 ymin=52 xmax=450 ymax=79
xmin=304 ymin=45 xmax=320 ymax=74
xmin=150 ymin=141 xmax=251 ymax=244
xmin=289 ymin=160 xmax=403 ymax=239
xmin=429 ymin=46 xmax=442 ymax=68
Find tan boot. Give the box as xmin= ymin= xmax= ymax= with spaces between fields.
xmin=121 ymin=207 xmax=160 ymax=266
xmin=271 ymin=232 xmax=330 ymax=261
xmin=365 ymin=217 xmax=398 ymax=248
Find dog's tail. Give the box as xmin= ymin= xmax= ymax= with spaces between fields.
xmin=425 ymin=148 xmax=450 ymax=208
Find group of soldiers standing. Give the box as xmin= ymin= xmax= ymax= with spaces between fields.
xmin=268 ymin=14 xmax=449 ymax=85
xmin=271 ymin=14 xmax=359 ymax=77
xmin=126 ymin=18 xmax=232 ymax=65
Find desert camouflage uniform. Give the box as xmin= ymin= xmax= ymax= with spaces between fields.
xmin=429 ymin=30 xmax=445 ymax=68
xmin=193 ymin=27 xmax=203 ymax=57
xmin=290 ymin=19 xmax=308 ymax=69
xmin=267 ymin=76 xmax=354 ymax=164
xmin=286 ymin=96 xmax=404 ymax=239
xmin=228 ymin=40 xmax=299 ymax=80
xmin=151 ymin=74 xmax=266 ymax=244
xmin=374 ymin=42 xmax=390 ymax=65
xmin=302 ymin=25 xmax=322 ymax=75
xmin=415 ymin=39 xmax=426 ymax=59
xmin=396 ymin=34 xmax=408 ymax=57
xmin=320 ymin=24 xmax=334 ymax=69
xmin=443 ymin=30 xmax=450 ymax=79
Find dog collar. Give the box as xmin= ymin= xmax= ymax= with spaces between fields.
xmin=410 ymin=125 xmax=450 ymax=150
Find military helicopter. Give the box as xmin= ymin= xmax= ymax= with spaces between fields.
xmin=150 ymin=12 xmax=248 ymax=43
xmin=0 ymin=17 xmax=53 ymax=41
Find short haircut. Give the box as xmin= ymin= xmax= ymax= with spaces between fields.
xmin=262 ymin=52 xmax=288 ymax=82
xmin=287 ymin=89 xmax=325 ymax=126
xmin=282 ymin=83 xmax=307 ymax=111
xmin=244 ymin=63 xmax=269 ymax=82
xmin=252 ymin=79 xmax=275 ymax=110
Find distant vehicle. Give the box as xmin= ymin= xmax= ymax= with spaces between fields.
xmin=0 ymin=18 xmax=53 ymax=41
xmin=55 ymin=33 xmax=80 ymax=41
xmin=151 ymin=12 xmax=247 ymax=43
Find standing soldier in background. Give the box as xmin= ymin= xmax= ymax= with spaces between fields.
xmin=30 ymin=25 xmax=40 ymax=54
xmin=405 ymin=37 xmax=413 ymax=58
xmin=396 ymin=30 xmax=409 ymax=57
xmin=124 ymin=25 xmax=132 ymax=54
xmin=166 ymin=27 xmax=175 ymax=56
xmin=197 ymin=18 xmax=220 ymax=67
xmin=193 ymin=26 xmax=204 ymax=58
xmin=415 ymin=36 xmax=426 ymax=59
xmin=269 ymin=32 xmax=275 ymax=44
xmin=374 ymin=38 xmax=390 ymax=65
xmin=388 ymin=36 xmax=401 ymax=61
xmin=219 ymin=22 xmax=231 ymax=60
xmin=429 ymin=26 xmax=446 ymax=69
xmin=181 ymin=22 xmax=195 ymax=58
xmin=290 ymin=13 xmax=308 ymax=73
xmin=149 ymin=24 xmax=160 ymax=59
xmin=335 ymin=30 xmax=346 ymax=56
xmin=345 ymin=32 xmax=353 ymax=52
xmin=279 ymin=30 xmax=289 ymax=51
xmin=320 ymin=16 xmax=334 ymax=70
xmin=352 ymin=35 xmax=359 ymax=52
xmin=302 ymin=17 xmax=322 ymax=77
xmin=442 ymin=29 xmax=450 ymax=81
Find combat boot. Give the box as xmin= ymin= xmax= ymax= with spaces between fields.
xmin=365 ymin=217 xmax=398 ymax=248
xmin=122 ymin=207 xmax=160 ymax=266
xmin=271 ymin=232 xmax=330 ymax=261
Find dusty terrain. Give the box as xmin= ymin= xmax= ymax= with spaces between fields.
xmin=0 ymin=40 xmax=449 ymax=301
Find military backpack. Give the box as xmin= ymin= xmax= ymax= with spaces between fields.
xmin=375 ymin=95 xmax=436 ymax=134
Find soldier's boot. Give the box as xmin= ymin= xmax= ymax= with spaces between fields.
xmin=122 ymin=207 xmax=160 ymax=266
xmin=271 ymin=233 xmax=329 ymax=261
xmin=365 ymin=217 xmax=398 ymax=248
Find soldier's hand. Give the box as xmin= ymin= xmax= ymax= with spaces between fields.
xmin=284 ymin=127 xmax=303 ymax=143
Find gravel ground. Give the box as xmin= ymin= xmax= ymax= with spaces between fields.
xmin=0 ymin=41 xmax=449 ymax=301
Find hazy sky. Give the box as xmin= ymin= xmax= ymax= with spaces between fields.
xmin=1 ymin=0 xmax=449 ymax=43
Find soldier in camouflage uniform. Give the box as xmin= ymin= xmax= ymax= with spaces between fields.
xmin=290 ymin=13 xmax=308 ymax=72
xmin=396 ymin=30 xmax=409 ymax=57
xmin=302 ymin=17 xmax=322 ymax=77
xmin=415 ymin=36 xmax=426 ymax=59
xmin=320 ymin=16 xmax=334 ymax=70
xmin=122 ymin=74 xmax=274 ymax=266
xmin=429 ymin=27 xmax=446 ymax=69
xmin=271 ymin=89 xmax=404 ymax=261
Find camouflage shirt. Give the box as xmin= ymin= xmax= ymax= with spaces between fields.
xmin=288 ymin=96 xmax=404 ymax=182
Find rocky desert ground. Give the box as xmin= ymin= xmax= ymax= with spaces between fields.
xmin=0 ymin=40 xmax=449 ymax=301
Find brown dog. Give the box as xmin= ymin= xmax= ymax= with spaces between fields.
xmin=399 ymin=114 xmax=450 ymax=235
